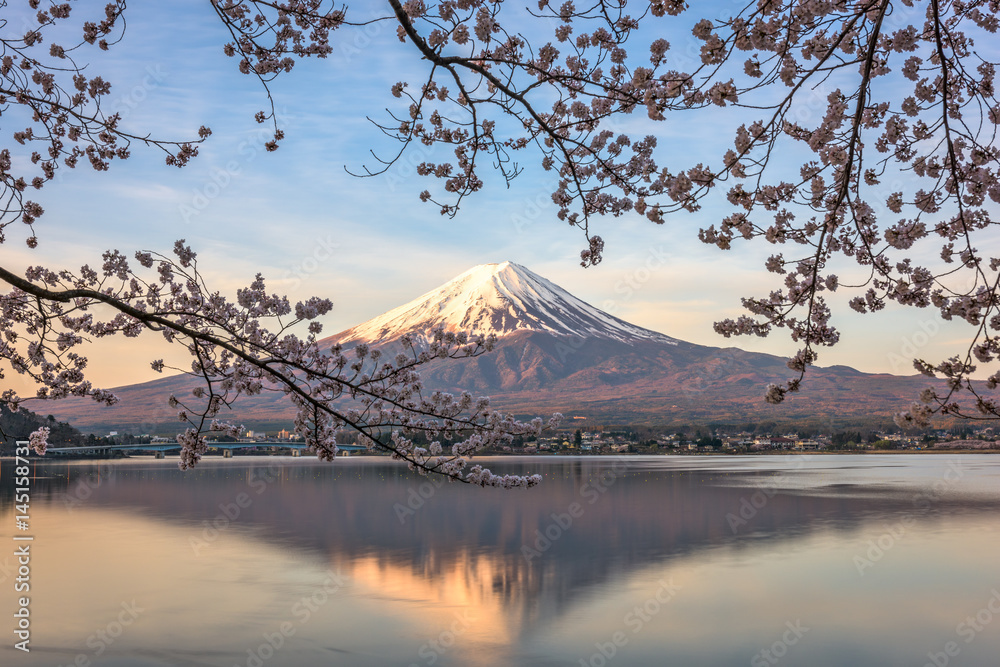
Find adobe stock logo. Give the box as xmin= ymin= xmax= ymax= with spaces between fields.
xmin=924 ymin=589 xmax=1000 ymax=667
xmin=600 ymin=246 xmax=670 ymax=315
xmin=751 ymin=620 xmax=810 ymax=666
xmin=886 ymin=320 xmax=939 ymax=373
xmin=577 ymin=579 xmax=681 ymax=667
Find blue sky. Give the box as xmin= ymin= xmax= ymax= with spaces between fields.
xmin=3 ymin=1 xmax=987 ymax=391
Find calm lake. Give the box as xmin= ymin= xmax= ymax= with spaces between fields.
xmin=2 ymin=454 xmax=1000 ymax=666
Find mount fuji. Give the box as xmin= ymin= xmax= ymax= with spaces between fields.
xmin=46 ymin=261 xmax=937 ymax=431
xmin=336 ymin=262 xmax=678 ymax=346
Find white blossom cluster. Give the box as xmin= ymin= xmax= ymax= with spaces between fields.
xmin=27 ymin=425 xmax=49 ymax=454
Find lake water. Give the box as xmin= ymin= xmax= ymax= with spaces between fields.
xmin=2 ymin=454 xmax=1000 ymax=666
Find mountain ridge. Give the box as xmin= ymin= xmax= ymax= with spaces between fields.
xmin=41 ymin=261 xmax=939 ymax=432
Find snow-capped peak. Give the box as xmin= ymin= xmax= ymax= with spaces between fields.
xmin=335 ymin=262 xmax=678 ymax=345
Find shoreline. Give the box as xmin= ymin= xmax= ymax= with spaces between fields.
xmin=4 ymin=448 xmax=1000 ymax=461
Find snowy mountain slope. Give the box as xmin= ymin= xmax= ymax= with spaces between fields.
xmin=334 ymin=262 xmax=679 ymax=345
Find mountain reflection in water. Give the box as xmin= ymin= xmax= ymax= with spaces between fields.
xmin=1 ymin=455 xmax=999 ymax=667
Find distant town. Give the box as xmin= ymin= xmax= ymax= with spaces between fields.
xmin=5 ymin=401 xmax=1000 ymax=458
xmin=497 ymin=427 xmax=1000 ymax=454
xmin=9 ymin=421 xmax=1000 ymax=458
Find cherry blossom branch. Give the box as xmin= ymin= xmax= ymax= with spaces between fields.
xmin=0 ymin=247 xmax=555 ymax=484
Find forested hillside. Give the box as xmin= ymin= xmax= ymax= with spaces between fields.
xmin=0 ymin=405 xmax=86 ymax=454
